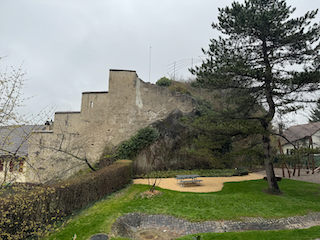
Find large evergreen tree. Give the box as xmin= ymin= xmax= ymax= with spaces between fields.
xmin=191 ymin=0 xmax=320 ymax=192
xmin=309 ymin=99 xmax=320 ymax=122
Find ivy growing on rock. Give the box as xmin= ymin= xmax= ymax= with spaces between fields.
xmin=116 ymin=127 xmax=159 ymax=160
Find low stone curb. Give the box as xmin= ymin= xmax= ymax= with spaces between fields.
xmin=112 ymin=212 xmax=320 ymax=238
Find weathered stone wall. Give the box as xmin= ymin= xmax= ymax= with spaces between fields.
xmin=28 ymin=70 xmax=196 ymax=183
xmin=113 ymin=212 xmax=320 ymax=238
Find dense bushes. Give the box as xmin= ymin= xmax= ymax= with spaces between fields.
xmin=116 ymin=127 xmax=159 ymax=160
xmin=99 ymin=127 xmax=159 ymax=169
xmin=135 ymin=168 xmax=237 ymax=179
xmin=156 ymin=77 xmax=172 ymax=87
xmin=0 ymin=161 xmax=131 ymax=239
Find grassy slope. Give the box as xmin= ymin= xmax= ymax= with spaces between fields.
xmin=46 ymin=179 xmax=320 ymax=240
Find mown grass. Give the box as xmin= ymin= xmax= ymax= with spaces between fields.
xmin=45 ymin=179 xmax=320 ymax=240
xmin=177 ymin=226 xmax=320 ymax=240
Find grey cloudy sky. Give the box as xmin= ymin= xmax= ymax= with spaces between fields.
xmin=1 ymin=0 xmax=319 ymax=125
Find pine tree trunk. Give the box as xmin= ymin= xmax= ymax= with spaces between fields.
xmin=263 ymin=133 xmax=280 ymax=193
xmin=261 ymin=38 xmax=280 ymax=193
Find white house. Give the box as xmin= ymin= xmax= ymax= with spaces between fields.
xmin=280 ymin=122 xmax=320 ymax=154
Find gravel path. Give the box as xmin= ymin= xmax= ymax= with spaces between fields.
xmin=256 ymin=167 xmax=320 ymax=184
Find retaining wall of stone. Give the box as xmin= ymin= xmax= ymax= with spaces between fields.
xmin=112 ymin=212 xmax=320 ymax=238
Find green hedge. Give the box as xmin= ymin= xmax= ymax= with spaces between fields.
xmin=0 ymin=161 xmax=132 ymax=239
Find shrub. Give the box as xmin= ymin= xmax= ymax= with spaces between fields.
xmin=0 ymin=185 xmax=56 ymax=239
xmin=99 ymin=145 xmax=116 ymax=168
xmin=116 ymin=127 xmax=159 ymax=159
xmin=0 ymin=161 xmax=132 ymax=239
xmin=168 ymin=81 xmax=191 ymax=95
xmin=156 ymin=77 xmax=172 ymax=87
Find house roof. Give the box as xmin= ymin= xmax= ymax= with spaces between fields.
xmin=0 ymin=125 xmax=45 ymax=157
xmin=280 ymin=122 xmax=320 ymax=145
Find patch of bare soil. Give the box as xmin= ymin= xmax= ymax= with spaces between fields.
xmin=139 ymin=190 xmax=163 ymax=199
xmin=133 ymin=229 xmax=183 ymax=240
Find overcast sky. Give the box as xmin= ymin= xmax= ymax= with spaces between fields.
xmin=1 ymin=0 xmax=319 ymax=126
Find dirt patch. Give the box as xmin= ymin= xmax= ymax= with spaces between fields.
xmin=139 ymin=190 xmax=163 ymax=199
xmin=134 ymin=229 xmax=183 ymax=240
xmin=116 ymin=159 xmax=132 ymax=164
xmin=133 ymin=173 xmax=264 ymax=193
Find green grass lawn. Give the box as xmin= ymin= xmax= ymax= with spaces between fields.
xmin=45 ymin=179 xmax=320 ymax=240
xmin=177 ymin=226 xmax=320 ymax=240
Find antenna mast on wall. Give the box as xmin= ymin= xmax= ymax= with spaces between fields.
xmin=167 ymin=58 xmax=202 ymax=80
xmin=149 ymin=46 xmax=152 ymax=82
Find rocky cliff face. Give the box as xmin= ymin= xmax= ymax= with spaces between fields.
xmin=132 ymin=109 xmax=196 ymax=174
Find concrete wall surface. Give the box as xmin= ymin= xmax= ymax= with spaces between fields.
xmin=28 ymin=70 xmax=196 ymax=183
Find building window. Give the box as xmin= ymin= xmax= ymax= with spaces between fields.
xmin=19 ymin=161 xmax=24 ymax=172
xmin=0 ymin=160 xmax=24 ymax=172
xmin=9 ymin=161 xmax=24 ymax=173
xmin=9 ymin=161 xmax=13 ymax=172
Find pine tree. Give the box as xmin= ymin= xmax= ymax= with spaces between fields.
xmin=309 ymin=99 xmax=320 ymax=122
xmin=191 ymin=0 xmax=320 ymax=192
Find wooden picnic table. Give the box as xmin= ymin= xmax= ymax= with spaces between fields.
xmin=174 ymin=174 xmax=202 ymax=187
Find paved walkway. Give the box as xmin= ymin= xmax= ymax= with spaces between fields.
xmin=113 ymin=212 xmax=320 ymax=238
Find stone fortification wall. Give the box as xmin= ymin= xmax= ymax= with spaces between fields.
xmin=53 ymin=112 xmax=81 ymax=134
xmin=28 ymin=70 xmax=196 ymax=183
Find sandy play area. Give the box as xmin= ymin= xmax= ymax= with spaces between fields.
xmin=134 ymin=168 xmax=320 ymax=193
xmin=133 ymin=173 xmax=265 ymax=193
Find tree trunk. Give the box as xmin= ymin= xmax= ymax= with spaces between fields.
xmin=3 ymin=161 xmax=8 ymax=184
xmin=85 ymin=159 xmax=96 ymax=172
xmin=312 ymin=154 xmax=315 ymax=174
xmin=285 ymin=162 xmax=291 ymax=178
xmin=261 ymin=39 xmax=280 ymax=193
xmin=263 ymin=133 xmax=280 ymax=193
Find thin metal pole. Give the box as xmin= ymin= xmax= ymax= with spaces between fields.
xmin=149 ymin=46 xmax=152 ymax=82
